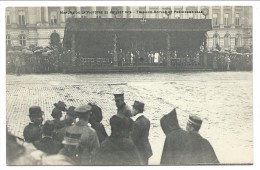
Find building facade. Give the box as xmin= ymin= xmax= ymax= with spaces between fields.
xmin=6 ymin=6 xmax=252 ymax=52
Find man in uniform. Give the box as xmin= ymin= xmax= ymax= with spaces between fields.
xmin=66 ymin=104 xmax=100 ymax=165
xmin=114 ymin=93 xmax=132 ymax=118
xmin=23 ymin=106 xmax=44 ymax=143
xmin=131 ymin=101 xmax=153 ymax=165
xmin=183 ymin=115 xmax=219 ymax=164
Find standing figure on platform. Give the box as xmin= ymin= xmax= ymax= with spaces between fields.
xmin=23 ymin=106 xmax=44 ymax=143
xmin=131 ymin=101 xmax=153 ymax=165
xmin=114 ymin=93 xmax=132 ymax=118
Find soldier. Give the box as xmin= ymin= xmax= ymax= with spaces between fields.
xmin=114 ymin=93 xmax=132 ymax=118
xmin=66 ymin=104 xmax=100 ymax=165
xmin=23 ymin=106 xmax=44 ymax=143
xmin=131 ymin=101 xmax=153 ymax=165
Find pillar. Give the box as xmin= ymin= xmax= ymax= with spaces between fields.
xmin=44 ymin=7 xmax=49 ymax=24
xmin=71 ymin=32 xmax=76 ymax=65
xmin=113 ymin=34 xmax=118 ymax=66
xmin=231 ymin=6 xmax=235 ymax=26
xmin=107 ymin=6 xmax=112 ymax=18
xmin=159 ymin=6 xmax=162 ymax=18
xmin=209 ymin=6 xmax=212 ymax=19
xmin=166 ymin=33 xmax=171 ymax=66
xmin=123 ymin=6 xmax=127 ymax=18
xmin=76 ymin=7 xmax=81 ymax=18
xmin=92 ymin=6 xmax=96 ymax=18
xmin=11 ymin=7 xmax=16 ymax=25
xmin=183 ymin=6 xmax=186 ymax=19
xmin=60 ymin=7 xmax=65 ymax=24
xmin=130 ymin=6 xmax=134 ymax=18
xmin=197 ymin=6 xmax=201 ymax=19
xmin=145 ymin=6 xmax=149 ymax=18
xmin=220 ymin=6 xmax=223 ymax=26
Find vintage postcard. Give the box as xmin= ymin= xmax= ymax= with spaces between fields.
xmin=1 ymin=0 xmax=259 ymax=168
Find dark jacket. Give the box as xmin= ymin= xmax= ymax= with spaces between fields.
xmin=160 ymin=110 xmax=219 ymax=165
xmin=94 ymin=136 xmax=143 ymax=165
xmin=89 ymin=121 xmax=108 ymax=144
xmin=34 ymin=136 xmax=62 ymax=155
xmin=23 ymin=123 xmax=42 ymax=143
xmin=131 ymin=115 xmax=153 ymax=164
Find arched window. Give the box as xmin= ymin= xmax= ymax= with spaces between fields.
xmin=19 ymin=35 xmax=26 ymax=46
xmin=6 ymin=34 xmax=11 ymax=46
xmin=213 ymin=33 xmax=220 ymax=48
xmin=224 ymin=34 xmax=231 ymax=49
xmin=235 ymin=34 xmax=242 ymax=47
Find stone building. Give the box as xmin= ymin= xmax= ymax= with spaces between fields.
xmin=6 ymin=6 xmax=252 ymax=51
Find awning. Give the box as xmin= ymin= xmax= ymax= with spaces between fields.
xmin=65 ymin=18 xmax=212 ymax=32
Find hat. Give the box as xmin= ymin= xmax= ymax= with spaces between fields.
xmin=160 ymin=108 xmax=180 ymax=135
xmin=89 ymin=103 xmax=103 ymax=123
xmin=66 ymin=106 xmax=76 ymax=116
xmin=188 ymin=115 xmax=203 ymax=127
xmin=29 ymin=106 xmax=44 ymax=116
xmin=62 ymin=129 xmax=81 ymax=145
xmin=74 ymin=105 xmax=92 ymax=113
xmin=51 ymin=108 xmax=62 ymax=118
xmin=54 ymin=101 xmax=67 ymax=111
xmin=133 ymin=101 xmax=144 ymax=113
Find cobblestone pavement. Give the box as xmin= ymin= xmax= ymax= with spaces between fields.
xmin=6 ymin=72 xmax=253 ymax=165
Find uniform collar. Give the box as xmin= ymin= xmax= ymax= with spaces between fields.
xmin=132 ymin=114 xmax=144 ymax=121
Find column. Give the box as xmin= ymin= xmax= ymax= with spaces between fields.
xmin=76 ymin=7 xmax=81 ymax=18
xmin=166 ymin=33 xmax=171 ymax=66
xmin=209 ymin=6 xmax=212 ymax=19
xmin=231 ymin=6 xmax=235 ymax=26
xmin=159 ymin=6 xmax=162 ymax=18
xmin=92 ymin=6 xmax=96 ymax=18
xmin=107 ymin=6 xmax=112 ymax=18
xmin=183 ymin=6 xmax=186 ymax=19
xmin=44 ymin=7 xmax=49 ymax=24
xmin=60 ymin=7 xmax=65 ymax=23
xmin=123 ymin=6 xmax=127 ymax=18
xmin=220 ymin=6 xmax=223 ymax=26
xmin=145 ymin=6 xmax=149 ymax=18
xmin=71 ymin=33 xmax=76 ymax=65
xmin=130 ymin=6 xmax=134 ymax=18
xmin=197 ymin=6 xmax=201 ymax=19
xmin=12 ymin=7 xmax=16 ymax=25
xmin=113 ymin=34 xmax=118 ymax=66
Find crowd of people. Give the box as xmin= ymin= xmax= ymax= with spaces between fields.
xmin=7 ymin=93 xmax=219 ymax=165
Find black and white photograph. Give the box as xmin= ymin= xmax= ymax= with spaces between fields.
xmin=1 ymin=0 xmax=259 ymax=168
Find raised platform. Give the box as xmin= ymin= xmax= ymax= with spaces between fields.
xmin=68 ymin=65 xmax=213 ymax=73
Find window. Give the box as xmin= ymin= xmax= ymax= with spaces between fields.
xmin=213 ymin=33 xmax=220 ymax=48
xmin=224 ymin=13 xmax=229 ymax=26
xmin=6 ymin=35 xmax=11 ymax=45
xmin=6 ymin=11 xmax=10 ymax=25
xmin=18 ymin=10 xmax=25 ymax=25
xmin=213 ymin=13 xmax=218 ymax=26
xmin=224 ymin=34 xmax=231 ymax=49
xmin=235 ymin=13 xmax=240 ymax=26
xmin=20 ymin=35 xmax=26 ymax=46
xmin=235 ymin=34 xmax=242 ymax=47
xmin=50 ymin=11 xmax=58 ymax=25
